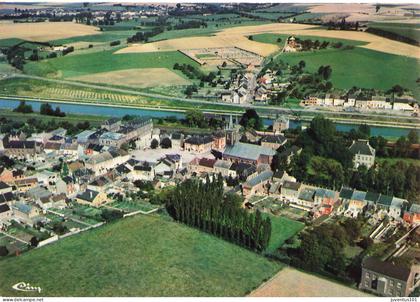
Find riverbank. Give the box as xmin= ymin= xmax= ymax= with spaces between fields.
xmin=0 ymin=96 xmax=419 ymax=139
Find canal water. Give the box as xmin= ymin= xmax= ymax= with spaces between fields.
xmin=0 ymin=98 xmax=418 ymax=138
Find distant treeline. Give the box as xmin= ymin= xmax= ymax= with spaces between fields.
xmin=366 ymin=27 xmax=420 ymax=47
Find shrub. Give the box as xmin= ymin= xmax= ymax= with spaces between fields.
xmin=0 ymin=246 xmax=8 ymax=256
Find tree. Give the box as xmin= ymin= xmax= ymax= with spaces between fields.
xmin=298 ymin=60 xmax=306 ymax=70
xmin=239 ymin=109 xmax=263 ymax=130
xmin=160 ymin=137 xmax=172 ymax=149
xmin=408 ymin=129 xmax=418 ymax=144
xmin=185 ymin=109 xmax=205 ymax=128
xmin=0 ymin=245 xmax=8 ymax=256
xmin=150 ymin=138 xmax=159 ymax=149
xmin=13 ymin=101 xmax=33 ymax=114
xmin=30 ymin=236 xmax=39 ymax=247
xmin=101 ymin=209 xmax=123 ymax=222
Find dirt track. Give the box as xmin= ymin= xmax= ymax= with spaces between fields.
xmin=249 ymin=267 xmax=371 ymax=297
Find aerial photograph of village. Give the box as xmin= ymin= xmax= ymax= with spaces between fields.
xmin=0 ymin=0 xmax=418 ymax=299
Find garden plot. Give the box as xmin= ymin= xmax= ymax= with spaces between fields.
xmin=0 ymin=235 xmax=28 ymax=254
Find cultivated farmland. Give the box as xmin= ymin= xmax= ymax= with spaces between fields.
xmin=0 ymin=22 xmax=100 ymax=42
xmin=0 ymin=215 xmax=281 ymax=297
xmin=69 ymin=68 xmax=191 ymax=88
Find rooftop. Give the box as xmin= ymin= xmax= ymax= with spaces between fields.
xmin=349 ymin=140 xmax=375 ymax=156
xmin=362 ymin=256 xmax=412 ymax=281
xmin=224 ymin=142 xmax=276 ymax=161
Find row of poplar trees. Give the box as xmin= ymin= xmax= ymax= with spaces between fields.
xmin=166 ymin=174 xmax=272 ymax=252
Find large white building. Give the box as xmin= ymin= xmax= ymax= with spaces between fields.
xmin=349 ymin=140 xmax=376 ymax=169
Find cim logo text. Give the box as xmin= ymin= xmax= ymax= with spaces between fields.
xmin=12 ymin=282 xmax=42 ymax=293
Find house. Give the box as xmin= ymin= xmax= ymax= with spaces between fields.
xmin=345 ymin=190 xmax=367 ymax=217
xmin=3 ymin=139 xmax=42 ymax=158
xmin=0 ymin=203 xmax=12 ymax=225
xmin=88 ymin=176 xmax=112 ymax=192
xmin=365 ymin=191 xmax=381 ymax=208
xmin=243 ymin=129 xmax=260 ymax=143
xmin=183 ymin=136 xmax=214 ymax=153
xmin=12 ymin=202 xmax=41 ymax=224
xmin=377 ymin=194 xmax=394 ymax=212
xmin=165 ymin=154 xmax=182 ymax=171
xmin=272 ymin=116 xmax=289 ymax=133
xmin=403 ymin=204 xmax=420 ymax=225
xmin=213 ymin=159 xmax=233 ymax=177
xmin=261 ymin=135 xmax=287 ymax=150
xmin=102 ymin=118 xmax=122 ymax=132
xmin=272 ymin=170 xmax=295 ymax=184
xmin=281 ymin=181 xmax=302 ymax=203
xmin=76 ymin=130 xmax=96 ymax=144
xmin=242 ymin=171 xmax=273 ymax=196
xmin=212 ymin=132 xmax=226 ymax=150
xmin=303 ymin=96 xmax=319 ymax=106
xmin=223 ymin=142 xmax=276 ymax=165
xmin=75 ymin=189 xmax=108 ymax=207
xmin=349 ymin=139 xmax=376 ymax=169
xmin=0 ymin=167 xmax=14 ymax=184
xmin=189 ymin=158 xmax=217 ymax=174
xmin=314 ymin=188 xmax=338 ymax=207
xmin=99 ymin=132 xmax=126 ymax=148
xmin=131 ymin=163 xmax=155 ymax=181
xmin=368 ymin=96 xmax=392 ymax=109
xmin=14 ymin=178 xmax=38 ymax=192
xmin=359 ymin=256 xmax=420 ymax=297
xmin=0 ymin=181 xmax=12 ymax=195
xmin=229 ymin=162 xmax=257 ymax=181
xmin=39 ymin=193 xmax=67 ymax=209
xmin=27 ymin=186 xmax=52 ymax=202
xmin=56 ymin=176 xmax=76 ymax=196
xmin=85 ymin=150 xmax=129 ymax=176
xmin=297 ymin=187 xmax=316 ymax=209
xmin=389 ymin=197 xmax=408 ymax=220
xmin=154 ymin=158 xmax=176 ymax=177
xmin=35 ymin=170 xmax=58 ymax=186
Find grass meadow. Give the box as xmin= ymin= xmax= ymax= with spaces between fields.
xmin=0 ymin=214 xmax=281 ymax=297
xmin=265 ymin=214 xmax=305 ymax=253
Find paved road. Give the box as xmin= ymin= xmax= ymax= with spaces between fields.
xmin=3 ymin=73 xmax=420 ymax=123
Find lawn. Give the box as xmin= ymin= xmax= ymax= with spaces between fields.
xmin=376 ymin=157 xmax=420 ymax=166
xmin=0 ymin=215 xmax=281 ymax=296
xmin=264 ymin=214 xmax=305 ymax=253
xmin=276 ymin=46 xmax=420 ymax=99
xmin=24 ymin=49 xmax=200 ymax=78
xmin=50 ymin=30 xmax=138 ymax=45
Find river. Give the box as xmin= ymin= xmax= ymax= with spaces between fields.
xmin=0 ymin=98 xmax=418 ymax=138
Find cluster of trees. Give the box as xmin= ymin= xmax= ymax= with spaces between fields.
xmin=295 ymin=38 xmax=330 ymax=51
xmin=0 ymin=116 xmax=90 ymax=137
xmin=239 ymin=109 xmax=264 ymax=131
xmin=62 ymin=46 xmax=74 ymax=56
xmin=13 ymin=101 xmax=33 ymax=114
xmin=366 ymin=27 xmax=419 ymax=47
xmin=110 ymin=40 xmax=121 ymax=47
xmin=166 ymin=176 xmax=272 ymax=252
xmin=127 ymin=27 xmax=164 ymax=43
xmin=288 ymin=219 xmax=362 ymax=278
xmin=172 ymin=20 xmax=207 ymax=30
xmin=173 ymin=63 xmax=204 ymax=80
xmin=325 ymin=18 xmax=361 ymax=31
xmin=40 ymin=103 xmax=66 ymax=117
xmin=349 ymin=161 xmax=420 ymax=203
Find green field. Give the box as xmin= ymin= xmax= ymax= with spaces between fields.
xmin=266 ymin=214 xmax=305 ymax=252
xmin=275 ymin=46 xmax=420 ymax=98
xmin=368 ymin=22 xmax=420 ymax=44
xmin=0 ymin=215 xmax=281 ymax=296
xmin=24 ymin=49 xmax=200 ymax=78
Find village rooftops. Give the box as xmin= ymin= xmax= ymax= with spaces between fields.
xmin=244 ymin=171 xmax=273 ymax=188
xmin=351 ymin=190 xmax=367 ymax=202
xmin=365 ymin=191 xmax=381 ymax=204
xmin=378 ymin=194 xmax=394 ymax=207
xmin=13 ymin=202 xmax=35 ymax=214
xmin=115 ymin=164 xmax=130 ymax=174
xmin=282 ymin=181 xmax=301 ymax=192
xmin=4 ymin=140 xmax=38 ymax=149
xmin=214 ymin=159 xmax=232 ymax=170
xmin=408 ymin=204 xmax=420 ymax=214
xmin=362 ymin=256 xmax=412 ymax=281
xmin=261 ymin=135 xmax=287 ymax=145
xmin=299 ymin=187 xmax=316 ymax=202
xmin=0 ymin=203 xmax=10 ymax=213
xmin=0 ymin=181 xmax=11 ymax=190
xmin=100 ymin=132 xmax=125 ymax=141
xmin=76 ymin=189 xmax=99 ymax=203
xmin=0 ymin=192 xmax=14 ymax=203
xmin=315 ymin=188 xmax=336 ymax=199
xmin=223 ymin=142 xmax=276 ymax=161
xmin=339 ymin=187 xmax=354 ymax=200
xmin=103 ymin=117 xmax=120 ymax=126
xmin=229 ymin=162 xmax=256 ymax=174
xmin=199 ymin=158 xmax=217 ymax=168
xmin=349 ymin=140 xmax=375 ymax=156
xmin=184 ymin=135 xmax=213 ymax=145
